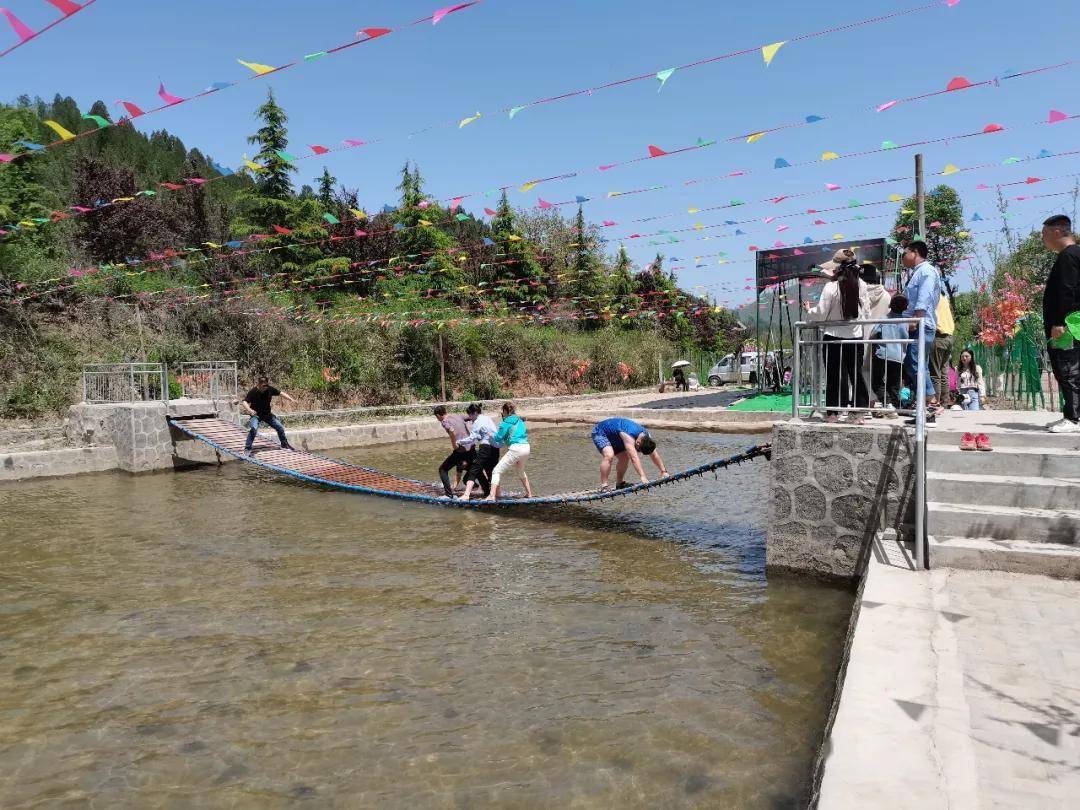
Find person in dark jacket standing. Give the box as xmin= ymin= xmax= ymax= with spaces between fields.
xmin=1041 ymin=214 xmax=1080 ymax=433
xmin=239 ymin=376 xmax=296 ymax=453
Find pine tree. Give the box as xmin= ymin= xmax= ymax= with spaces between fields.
xmin=317 ymin=167 xmax=337 ymax=208
xmin=247 ymin=89 xmax=296 ymax=200
xmin=489 ymin=190 xmax=546 ymax=307
xmin=609 ymin=246 xmax=639 ymax=317
xmin=569 ymin=205 xmax=607 ymax=325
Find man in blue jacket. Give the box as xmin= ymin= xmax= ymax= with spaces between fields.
xmin=900 ymin=240 xmax=943 ymax=415
xmin=591 ymin=417 xmax=669 ymax=491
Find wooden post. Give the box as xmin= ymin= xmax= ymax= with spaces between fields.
xmin=915 ymin=153 xmax=925 ymax=238
xmin=438 ymin=330 xmax=447 ymax=401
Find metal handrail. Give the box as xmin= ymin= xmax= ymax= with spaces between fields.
xmin=793 ymin=317 xmax=929 ymax=570
xmin=81 ymin=362 xmax=169 ymax=404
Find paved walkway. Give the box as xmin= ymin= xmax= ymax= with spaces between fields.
xmin=818 ymin=539 xmax=1080 ymax=808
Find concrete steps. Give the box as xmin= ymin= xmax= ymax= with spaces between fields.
xmin=927 ymin=445 xmax=1080 ymax=478
xmin=928 ymin=472 xmax=1080 ymax=511
xmin=929 ymin=536 xmax=1080 ymax=579
xmin=926 ymin=428 xmax=1080 ymax=577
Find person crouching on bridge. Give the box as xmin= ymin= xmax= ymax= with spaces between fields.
xmin=591 ymin=417 xmax=669 ymax=492
xmin=434 ymin=405 xmax=476 ymax=498
xmin=458 ymin=402 xmax=498 ymax=500
xmin=239 ymin=376 xmax=296 ymax=454
xmin=485 ymin=402 xmax=532 ymax=502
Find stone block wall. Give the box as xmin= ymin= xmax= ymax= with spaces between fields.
xmin=767 ymin=422 xmax=915 ymax=582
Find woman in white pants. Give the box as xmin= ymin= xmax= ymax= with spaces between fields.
xmin=485 ymin=401 xmax=532 ymax=501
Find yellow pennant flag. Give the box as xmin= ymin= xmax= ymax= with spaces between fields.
xmin=111 ymin=196 xmax=134 ymax=203
xmin=943 ymin=163 xmax=960 ymax=175
xmin=822 ymin=151 xmax=839 ymax=161
xmin=237 ymin=59 xmax=276 ymax=75
xmin=746 ymin=131 xmax=766 ymax=144
xmin=418 ymin=219 xmax=433 ymax=226
xmin=832 ymin=233 xmax=844 ymax=240
xmin=901 ymin=208 xmax=914 ymax=214
xmin=761 ymin=41 xmax=786 ymax=67
xmin=459 ymin=111 xmax=482 ymax=128
xmin=889 ymin=193 xmax=903 ymax=202
xmin=693 ymin=223 xmax=704 ymax=230
xmin=349 ymin=208 xmax=367 ymax=219
xmin=44 ymin=120 xmax=76 ymax=141
xmin=519 ymin=181 xmax=537 ymax=192
xmin=242 ymin=154 xmax=265 ymax=172
xmin=688 ymin=207 xmax=699 ymax=213
xmin=507 ymin=234 xmax=522 ymax=241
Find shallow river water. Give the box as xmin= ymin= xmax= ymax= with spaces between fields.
xmin=0 ymin=428 xmax=851 ymax=809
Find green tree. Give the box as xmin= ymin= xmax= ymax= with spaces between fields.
xmin=246 ymin=89 xmax=295 ymax=200
xmin=892 ymin=184 xmax=971 ymax=303
xmin=317 ymin=167 xmax=337 ymax=209
xmin=569 ymin=205 xmax=607 ymax=326
xmin=489 ymin=190 xmax=546 ymax=307
xmin=608 ymin=246 xmax=640 ymax=318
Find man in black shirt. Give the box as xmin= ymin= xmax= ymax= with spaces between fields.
xmin=238 ymin=376 xmax=297 ymax=452
xmin=1041 ymin=214 xmax=1080 ymax=433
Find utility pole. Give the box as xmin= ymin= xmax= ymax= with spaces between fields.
xmin=914 ymin=153 xmax=926 ymax=238
xmin=437 ymin=331 xmax=447 ymax=401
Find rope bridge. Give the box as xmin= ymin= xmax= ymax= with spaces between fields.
xmin=168 ymin=416 xmax=771 ymax=508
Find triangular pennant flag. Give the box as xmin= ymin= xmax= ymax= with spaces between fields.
xmin=158 ymin=82 xmax=184 ymax=105
xmin=972 ymin=212 xmax=983 ymax=221
xmin=418 ymin=219 xmax=433 ymax=227
xmin=309 ymin=144 xmax=330 ymax=155
xmin=1025 ymin=176 xmax=1042 ymax=184
xmin=482 ymin=237 xmax=495 ymax=246
xmin=115 ymin=100 xmax=145 ymax=118
xmin=237 ymin=59 xmax=276 ymax=75
xmin=943 ymin=163 xmax=960 ymax=175
xmin=1037 ymin=149 xmax=1053 ymax=159
xmin=242 ymin=154 xmax=265 ymax=172
xmin=889 ymin=193 xmax=903 ymax=202
xmin=537 ymin=198 xmax=554 ymax=209
xmin=825 ymin=183 xmax=841 ymax=191
xmin=656 ymin=68 xmax=675 ymax=91
xmin=304 ymin=51 xmax=327 ymax=61
xmin=349 ymin=208 xmax=367 ymax=219
xmin=43 ymin=120 xmax=76 ymax=141
xmin=272 ymin=225 xmax=292 ymax=235
xmin=983 ymin=123 xmax=1004 ymax=133
xmin=508 ymin=105 xmax=527 ymax=119
xmin=648 ymin=145 xmax=668 ymax=157
xmin=209 ymin=161 xmax=233 ymax=176
xmin=81 ymin=113 xmax=109 ymax=129
xmin=575 ymin=195 xmax=588 ymax=203
xmin=946 ymin=76 xmax=972 ymax=91
xmin=204 ymin=81 xmax=231 ymax=92
xmin=821 ymin=151 xmax=839 ymax=160
xmin=449 ymin=197 xmax=464 ymax=211
xmin=881 ymin=140 xmax=898 ymax=149
xmin=1002 ymin=157 xmax=1020 ymax=164
xmin=46 ymin=1 xmax=83 ymax=14
xmin=358 ymin=27 xmax=392 ymax=39
xmin=455 ymin=213 xmax=469 ymax=221
xmin=432 ymin=3 xmax=470 ymax=25
xmin=688 ymin=207 xmax=699 ymax=213
xmin=746 ymin=132 xmax=766 ymax=144
xmin=519 ymin=181 xmax=537 ymax=192
xmin=1048 ymin=109 xmax=1068 ymax=124
xmin=877 ymin=100 xmax=898 ymax=112
xmin=483 ymin=207 xmax=498 ymax=216
xmin=761 ymin=41 xmax=786 ymax=66
xmin=274 ymin=149 xmax=296 ymax=162
xmin=805 ymin=115 xmax=824 ymax=123
xmin=774 ymin=158 xmax=791 ymax=169
xmin=459 ymin=111 xmax=481 ymax=128
xmin=0 ymin=8 xmax=33 ymax=42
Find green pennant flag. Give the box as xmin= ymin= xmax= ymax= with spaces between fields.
xmin=323 ymin=213 xmax=340 ymax=224
xmin=275 ymin=149 xmax=297 ymax=162
xmin=82 ymin=113 xmax=110 ymax=129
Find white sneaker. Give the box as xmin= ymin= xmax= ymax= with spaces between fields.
xmin=1045 ymin=417 xmax=1067 ymax=429
xmin=1048 ymin=419 xmax=1080 ymax=434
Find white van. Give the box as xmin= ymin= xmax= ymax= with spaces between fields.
xmin=707 ymin=352 xmax=769 ymax=386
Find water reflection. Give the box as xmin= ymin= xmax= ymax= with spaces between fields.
xmin=0 ymin=429 xmax=850 ymax=808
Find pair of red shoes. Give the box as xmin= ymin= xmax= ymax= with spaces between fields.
xmin=960 ymin=433 xmax=992 ymax=451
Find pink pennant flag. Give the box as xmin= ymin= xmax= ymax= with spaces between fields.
xmin=354 ymin=229 xmax=368 ymax=237
xmin=342 ymin=139 xmax=366 ymax=147
xmin=774 ymin=241 xmax=785 ymax=248
xmin=793 ymin=249 xmax=805 ymax=256
xmin=975 ymin=184 xmax=989 ymax=190
xmin=432 ymin=3 xmax=470 ymax=25
xmin=115 ymin=100 xmax=146 ymax=118
xmin=813 ymin=219 xmax=826 ymax=225
xmin=764 ymin=216 xmax=777 ymax=223
xmin=69 ymin=205 xmax=93 ymax=212
xmin=185 ymin=178 xmax=208 ymax=184
xmin=647 ymin=145 xmax=668 ymax=158
xmin=538 ymin=198 xmax=554 ymax=209
xmin=777 ymin=225 xmax=789 ymax=232
xmin=946 ymin=76 xmax=972 ymax=92
xmin=358 ymin=27 xmax=392 ymax=39
xmin=159 ymin=182 xmax=184 ymax=190
xmin=45 ymin=0 xmax=83 ymax=14
xmin=598 ymin=164 xmax=615 ymax=171
xmin=945 ymin=0 xmax=960 ymax=6
xmin=158 ymin=82 xmax=184 ymax=105
xmin=602 ymin=220 xmax=616 ymax=226
xmin=772 ymin=196 xmax=788 ymax=204
xmin=484 ymin=207 xmax=498 ymax=216
xmin=309 ymin=144 xmax=330 ymax=154
xmin=0 ymin=8 xmax=33 ymax=41
xmin=1025 ymin=177 xmax=1042 ymax=184
xmin=825 ymin=183 xmax=841 ymax=191
xmin=450 ymin=197 xmax=464 ymax=211
xmin=876 ymin=100 xmax=898 ymax=113
xmin=1048 ymin=109 xmax=1068 ymax=124
xmin=929 ymin=221 xmax=942 ymax=228
xmin=983 ymin=123 xmax=1004 ymax=133
xmin=0 ymin=153 xmax=13 ymax=162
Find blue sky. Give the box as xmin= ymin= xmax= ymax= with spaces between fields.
xmin=2 ymin=0 xmax=1078 ymax=304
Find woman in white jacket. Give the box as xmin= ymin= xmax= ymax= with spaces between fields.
xmin=803 ymin=258 xmax=871 ymax=422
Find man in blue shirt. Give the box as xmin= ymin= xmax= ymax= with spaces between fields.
xmin=900 ymin=240 xmax=942 ymax=411
xmin=591 ymin=417 xmax=669 ymax=491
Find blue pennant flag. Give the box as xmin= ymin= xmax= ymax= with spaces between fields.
xmin=805 ymin=115 xmax=824 ymax=123
xmin=15 ymin=140 xmax=45 ymax=151
xmin=1037 ymin=149 xmax=1054 ymax=159
xmin=972 ymin=213 xmax=983 ymax=221
xmin=774 ymin=158 xmax=791 ymax=169
xmin=575 ymin=195 xmax=588 ymax=203
xmin=735 ymin=229 xmax=745 ymax=235
xmin=209 ymin=161 xmax=234 ymax=176
xmin=382 ymin=204 xmax=396 ymax=214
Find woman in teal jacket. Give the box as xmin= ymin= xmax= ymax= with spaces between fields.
xmin=485 ymin=401 xmax=532 ymax=501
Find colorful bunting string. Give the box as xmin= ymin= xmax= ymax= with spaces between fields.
xmin=0 ymin=0 xmax=96 ymax=61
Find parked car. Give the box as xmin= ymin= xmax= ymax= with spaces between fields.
xmin=707 ymin=352 xmax=773 ymax=386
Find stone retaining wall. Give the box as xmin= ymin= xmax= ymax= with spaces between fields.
xmin=767 ymin=422 xmax=915 ymax=582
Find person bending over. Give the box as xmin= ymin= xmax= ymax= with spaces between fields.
xmin=458 ymin=402 xmax=498 ymax=500
xmin=485 ymin=402 xmax=532 ymax=502
xmin=591 ymin=417 xmax=668 ymax=491
xmin=434 ymin=405 xmax=475 ymax=497
xmin=238 ymin=376 xmax=296 ymax=454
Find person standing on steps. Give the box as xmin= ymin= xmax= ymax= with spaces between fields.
xmin=433 ymin=405 xmax=475 ymax=497
xmin=1041 ymin=214 xmax=1080 ymax=433
xmin=239 ymin=376 xmax=296 ymax=454
xmin=931 ymin=287 xmax=956 ymax=408
xmin=591 ymin=417 xmax=669 ymax=491
xmin=900 ymin=240 xmax=943 ymax=420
